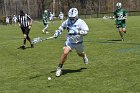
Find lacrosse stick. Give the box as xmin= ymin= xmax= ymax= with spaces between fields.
xmin=31 ymin=36 xmax=55 ymax=44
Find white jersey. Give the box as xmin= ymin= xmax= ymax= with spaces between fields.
xmin=13 ymin=16 xmax=17 ymax=23
xmin=6 ymin=17 xmax=10 ymax=23
xmin=49 ymin=13 xmax=54 ymax=21
xmin=59 ymin=13 xmax=64 ymax=20
xmin=60 ymin=18 xmax=89 ymax=43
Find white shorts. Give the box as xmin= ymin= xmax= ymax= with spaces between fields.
xmin=64 ymin=41 xmax=84 ymax=53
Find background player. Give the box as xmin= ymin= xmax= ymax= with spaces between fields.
xmin=12 ymin=15 xmax=17 ymax=26
xmin=42 ymin=10 xmax=49 ymax=34
xmin=114 ymin=2 xmax=128 ymax=41
xmin=58 ymin=11 xmax=64 ymax=22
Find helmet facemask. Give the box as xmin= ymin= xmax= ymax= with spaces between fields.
xmin=68 ymin=8 xmax=78 ymax=24
xmin=69 ymin=17 xmax=77 ymax=24
xmin=116 ymin=2 xmax=122 ymax=9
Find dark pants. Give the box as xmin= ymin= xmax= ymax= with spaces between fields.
xmin=21 ymin=27 xmax=30 ymax=35
xmin=20 ymin=27 xmax=32 ymax=46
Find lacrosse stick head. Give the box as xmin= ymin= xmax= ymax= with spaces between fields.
xmin=31 ymin=36 xmax=55 ymax=44
xmin=31 ymin=37 xmax=42 ymax=44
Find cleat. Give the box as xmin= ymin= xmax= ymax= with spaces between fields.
xmin=121 ymin=38 xmax=124 ymax=41
xmin=56 ymin=67 xmax=62 ymax=77
xmin=83 ymin=56 xmax=88 ymax=65
xmin=42 ymin=30 xmax=45 ymax=33
xmin=20 ymin=45 xmax=26 ymax=49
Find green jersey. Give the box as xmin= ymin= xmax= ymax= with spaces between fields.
xmin=114 ymin=8 xmax=128 ymax=25
xmin=42 ymin=12 xmax=48 ymax=25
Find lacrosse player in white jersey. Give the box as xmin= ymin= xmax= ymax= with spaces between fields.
xmin=53 ymin=8 xmax=89 ymax=77
xmin=58 ymin=11 xmax=64 ymax=22
xmin=12 ymin=15 xmax=17 ymax=26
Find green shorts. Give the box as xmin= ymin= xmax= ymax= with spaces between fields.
xmin=116 ymin=23 xmax=126 ymax=28
xmin=115 ymin=20 xmax=126 ymax=28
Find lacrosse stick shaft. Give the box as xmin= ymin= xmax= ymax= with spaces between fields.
xmin=32 ymin=36 xmax=55 ymax=44
xmin=46 ymin=36 xmax=55 ymax=40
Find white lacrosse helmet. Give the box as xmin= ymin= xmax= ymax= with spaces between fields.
xmin=68 ymin=8 xmax=78 ymax=23
xmin=44 ymin=10 xmax=47 ymax=13
xmin=116 ymin=2 xmax=122 ymax=9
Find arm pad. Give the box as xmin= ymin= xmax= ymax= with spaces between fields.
xmin=68 ymin=29 xmax=79 ymax=35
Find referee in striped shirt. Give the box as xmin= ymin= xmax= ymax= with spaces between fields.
xmin=17 ymin=10 xmax=33 ymax=49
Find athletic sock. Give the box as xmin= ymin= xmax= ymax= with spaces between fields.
xmin=58 ymin=64 xmax=63 ymax=68
xmin=23 ymin=38 xmax=26 ymax=45
xmin=84 ymin=54 xmax=87 ymax=58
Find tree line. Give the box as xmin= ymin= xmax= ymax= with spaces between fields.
xmin=0 ymin=0 xmax=140 ymax=19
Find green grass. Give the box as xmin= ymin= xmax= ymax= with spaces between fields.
xmin=0 ymin=16 xmax=140 ymax=93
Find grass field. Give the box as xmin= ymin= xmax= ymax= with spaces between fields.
xmin=0 ymin=16 xmax=140 ymax=93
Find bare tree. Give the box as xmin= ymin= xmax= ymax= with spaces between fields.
xmin=0 ymin=0 xmax=140 ymax=19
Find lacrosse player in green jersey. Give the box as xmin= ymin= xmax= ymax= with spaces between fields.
xmin=114 ymin=2 xmax=128 ymax=41
xmin=42 ymin=10 xmax=49 ymax=34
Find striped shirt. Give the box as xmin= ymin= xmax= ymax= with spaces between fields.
xmin=18 ymin=14 xmax=32 ymax=27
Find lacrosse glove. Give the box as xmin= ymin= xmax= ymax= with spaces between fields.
xmin=53 ymin=30 xmax=61 ymax=38
xmin=68 ymin=29 xmax=79 ymax=35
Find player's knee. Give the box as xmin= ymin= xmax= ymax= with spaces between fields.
xmin=63 ymin=50 xmax=69 ymax=55
xmin=23 ymin=34 xmax=27 ymax=38
xmin=122 ymin=28 xmax=126 ymax=31
xmin=63 ymin=48 xmax=70 ymax=55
